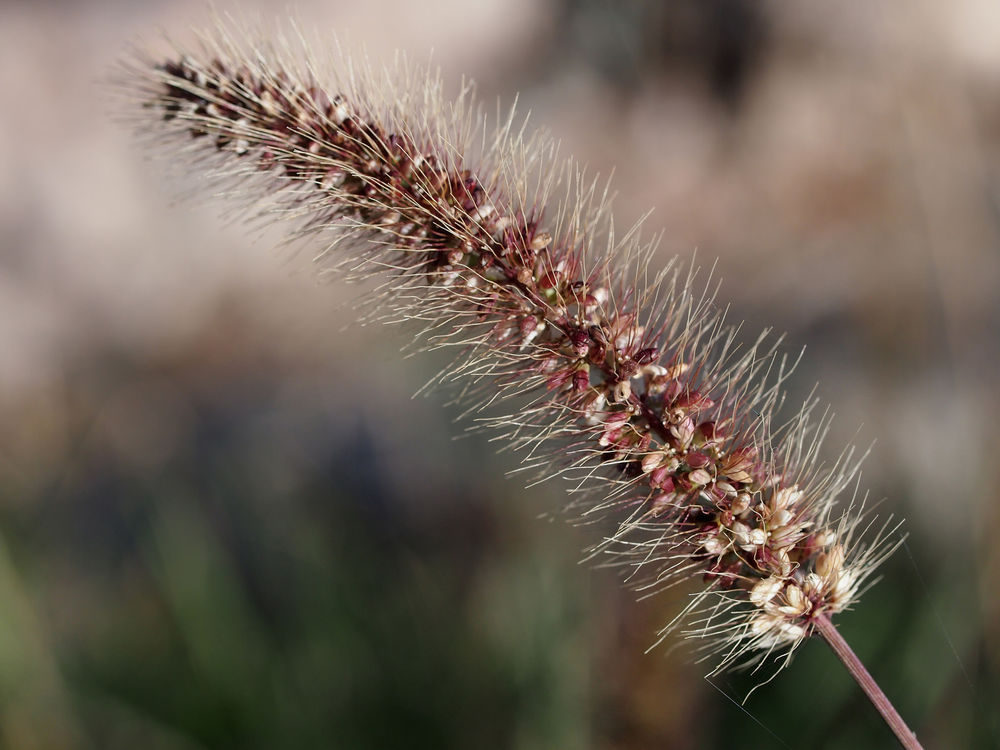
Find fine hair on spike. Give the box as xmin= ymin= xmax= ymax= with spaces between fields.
xmin=113 ymin=16 xmax=904 ymax=680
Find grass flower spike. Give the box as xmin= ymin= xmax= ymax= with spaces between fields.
xmin=118 ymin=20 xmax=920 ymax=748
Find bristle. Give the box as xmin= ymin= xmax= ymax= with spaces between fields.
xmin=116 ymin=20 xmax=900 ymax=675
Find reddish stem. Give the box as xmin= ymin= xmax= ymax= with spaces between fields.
xmin=813 ymin=613 xmax=923 ymax=750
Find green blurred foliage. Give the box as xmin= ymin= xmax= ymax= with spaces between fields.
xmin=0 ymin=312 xmax=996 ymax=749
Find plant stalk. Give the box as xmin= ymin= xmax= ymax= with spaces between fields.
xmin=813 ymin=613 xmax=923 ymax=750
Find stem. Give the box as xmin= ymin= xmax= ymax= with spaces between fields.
xmin=813 ymin=613 xmax=923 ymax=750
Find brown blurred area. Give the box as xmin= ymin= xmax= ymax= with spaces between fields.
xmin=0 ymin=1 xmax=998 ymax=749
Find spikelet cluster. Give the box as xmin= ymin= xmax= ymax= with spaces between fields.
xmin=117 ymin=22 xmax=899 ymax=673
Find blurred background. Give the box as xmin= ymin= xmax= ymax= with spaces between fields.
xmin=1 ymin=1 xmax=998 ymax=748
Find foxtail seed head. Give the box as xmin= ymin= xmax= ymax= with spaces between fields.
xmin=117 ymin=21 xmax=900 ymax=674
